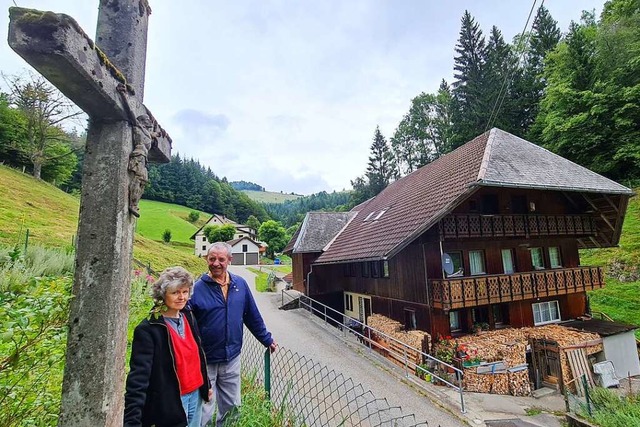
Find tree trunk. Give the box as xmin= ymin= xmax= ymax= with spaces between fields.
xmin=32 ymin=161 xmax=42 ymax=180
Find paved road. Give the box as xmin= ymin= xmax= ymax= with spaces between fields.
xmin=231 ymin=266 xmax=466 ymax=427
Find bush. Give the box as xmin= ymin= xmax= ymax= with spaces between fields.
xmin=162 ymin=229 xmax=172 ymax=243
xmin=0 ymin=274 xmax=72 ymax=426
xmin=187 ymin=211 xmax=200 ymax=223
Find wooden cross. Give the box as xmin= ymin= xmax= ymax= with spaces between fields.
xmin=8 ymin=3 xmax=171 ymax=425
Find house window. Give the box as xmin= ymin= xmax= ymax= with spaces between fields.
xmin=202 ymin=236 xmax=207 ymax=242
xmin=492 ymin=305 xmax=505 ymax=326
xmin=449 ymin=311 xmax=461 ymax=331
xmin=345 ymin=293 xmax=354 ymax=312
xmin=382 ymin=260 xmax=390 ymax=278
xmin=510 ymin=195 xmax=528 ymax=214
xmin=373 ymin=209 xmax=387 ymax=220
xmin=371 ymin=261 xmax=380 ymax=278
xmin=548 ymin=247 xmax=562 ymax=268
xmin=444 ymin=251 xmax=464 ymax=277
xmin=501 ymin=249 xmax=515 ymax=274
xmin=362 ymin=261 xmax=370 ymax=278
xmin=531 ymin=247 xmax=545 ymax=270
xmin=363 ymin=212 xmax=375 ymax=222
xmin=202 ymin=245 xmax=207 ymax=251
xmin=349 ymin=263 xmax=357 ymax=277
xmin=481 ymin=194 xmax=499 ymax=214
xmin=532 ymin=300 xmax=561 ymax=325
xmin=469 ymin=250 xmax=486 ymax=275
xmin=242 ymin=244 xmax=248 ymax=253
xmin=404 ymin=308 xmax=417 ymax=331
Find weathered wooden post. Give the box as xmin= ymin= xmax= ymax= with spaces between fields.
xmin=8 ymin=2 xmax=172 ymax=425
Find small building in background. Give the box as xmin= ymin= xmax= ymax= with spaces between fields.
xmin=227 ymin=236 xmax=261 ymax=265
xmin=190 ymin=214 xmax=257 ymax=256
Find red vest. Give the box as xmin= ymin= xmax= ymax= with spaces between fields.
xmin=166 ymin=315 xmax=204 ymax=395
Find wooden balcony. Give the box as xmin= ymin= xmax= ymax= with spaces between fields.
xmin=431 ymin=266 xmax=605 ymax=310
xmin=438 ymin=214 xmax=596 ymax=240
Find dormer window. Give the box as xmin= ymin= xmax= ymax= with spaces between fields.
xmin=363 ymin=212 xmax=375 ymax=222
xmin=374 ymin=209 xmax=387 ymax=220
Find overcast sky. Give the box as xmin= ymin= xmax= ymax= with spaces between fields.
xmin=1 ymin=0 xmax=604 ymax=194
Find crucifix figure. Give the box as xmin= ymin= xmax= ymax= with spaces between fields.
xmin=8 ymin=2 xmax=171 ymax=425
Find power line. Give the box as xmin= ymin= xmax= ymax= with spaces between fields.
xmin=484 ymin=0 xmax=543 ymax=133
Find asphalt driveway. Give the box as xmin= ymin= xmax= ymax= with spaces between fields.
xmin=230 ymin=265 xmax=465 ymax=427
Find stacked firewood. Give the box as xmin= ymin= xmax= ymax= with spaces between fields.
xmin=454 ymin=325 xmax=601 ymax=396
xmin=367 ymin=314 xmax=431 ymax=353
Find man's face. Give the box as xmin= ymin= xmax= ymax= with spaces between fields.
xmin=207 ymin=249 xmax=231 ymax=277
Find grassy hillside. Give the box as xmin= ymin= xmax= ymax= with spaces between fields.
xmin=582 ymin=195 xmax=640 ymax=335
xmin=0 ymin=165 xmax=205 ymax=274
xmin=0 ymin=166 xmax=79 ymax=248
xmin=242 ymin=189 xmax=302 ymax=203
xmin=137 ymin=200 xmax=210 ymax=244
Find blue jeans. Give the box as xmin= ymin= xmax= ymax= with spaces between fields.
xmin=181 ymin=389 xmax=203 ymax=427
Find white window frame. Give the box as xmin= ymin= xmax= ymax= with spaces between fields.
xmin=344 ymin=293 xmax=354 ymax=312
xmin=531 ymin=247 xmax=545 ymax=270
xmin=532 ymin=300 xmax=561 ymax=325
xmin=469 ymin=250 xmax=486 ymax=275
xmin=548 ymin=247 xmax=562 ymax=268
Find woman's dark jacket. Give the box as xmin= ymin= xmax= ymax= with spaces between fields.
xmin=124 ymin=308 xmax=210 ymax=427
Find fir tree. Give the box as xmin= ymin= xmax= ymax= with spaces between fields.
xmin=452 ymin=11 xmax=488 ymax=146
xmin=365 ymin=126 xmax=394 ymax=196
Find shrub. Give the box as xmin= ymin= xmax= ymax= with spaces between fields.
xmin=187 ymin=211 xmax=200 ymax=223
xmin=0 ymin=275 xmax=72 ymax=426
xmin=162 ymin=229 xmax=172 ymax=243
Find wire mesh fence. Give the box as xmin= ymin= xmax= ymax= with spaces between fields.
xmin=565 ymin=373 xmax=640 ymax=427
xmin=241 ymin=331 xmax=431 ymax=427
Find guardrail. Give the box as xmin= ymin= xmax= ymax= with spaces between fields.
xmin=281 ymin=290 xmax=466 ymax=413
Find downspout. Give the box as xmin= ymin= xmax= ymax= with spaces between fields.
xmin=306 ymin=263 xmax=314 ymax=296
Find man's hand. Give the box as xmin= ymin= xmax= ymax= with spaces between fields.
xmin=269 ymin=340 xmax=278 ymax=354
xmin=208 ymin=388 xmax=213 ymax=402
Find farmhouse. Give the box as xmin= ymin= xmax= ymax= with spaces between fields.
xmin=190 ymin=214 xmax=257 ymax=256
xmin=286 ymin=128 xmax=638 ymax=392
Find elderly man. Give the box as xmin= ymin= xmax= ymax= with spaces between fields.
xmin=190 ymin=242 xmax=277 ymax=427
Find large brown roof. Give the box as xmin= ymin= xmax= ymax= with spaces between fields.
xmin=315 ymin=128 xmax=633 ymax=264
xmin=316 ymin=130 xmax=489 ymax=264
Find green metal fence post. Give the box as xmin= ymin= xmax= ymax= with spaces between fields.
xmin=264 ymin=348 xmax=271 ymax=400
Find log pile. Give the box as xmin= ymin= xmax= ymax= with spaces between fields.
xmin=367 ymin=314 xmax=431 ymax=353
xmin=453 ymin=325 xmax=601 ymax=396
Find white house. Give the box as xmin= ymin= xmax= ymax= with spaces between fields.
xmin=227 ymin=237 xmax=261 ymax=265
xmin=190 ymin=214 xmax=257 ymax=256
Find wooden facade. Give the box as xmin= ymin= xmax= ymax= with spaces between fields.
xmin=309 ymin=187 xmax=615 ymax=339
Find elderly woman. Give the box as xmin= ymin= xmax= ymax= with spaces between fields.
xmin=124 ymin=266 xmax=211 ymax=427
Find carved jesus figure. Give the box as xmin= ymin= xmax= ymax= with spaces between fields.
xmin=127 ymin=114 xmax=155 ymax=217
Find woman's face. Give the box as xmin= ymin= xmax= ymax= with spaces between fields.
xmin=164 ymin=285 xmax=191 ymax=312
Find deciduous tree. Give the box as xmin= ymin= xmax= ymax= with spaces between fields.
xmin=4 ymin=73 xmax=83 ymax=180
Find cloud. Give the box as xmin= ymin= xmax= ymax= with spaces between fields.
xmin=172 ymin=109 xmax=230 ymax=133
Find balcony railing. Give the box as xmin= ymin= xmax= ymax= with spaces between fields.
xmin=431 ymin=266 xmax=604 ymax=310
xmin=438 ymin=214 xmax=596 ymax=239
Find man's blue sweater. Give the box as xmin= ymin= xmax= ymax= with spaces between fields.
xmin=189 ymin=272 xmax=273 ymax=363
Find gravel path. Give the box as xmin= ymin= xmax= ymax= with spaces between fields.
xmin=231 ymin=265 xmax=466 ymax=427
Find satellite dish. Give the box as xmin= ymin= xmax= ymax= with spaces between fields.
xmin=442 ymin=253 xmax=454 ymax=275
